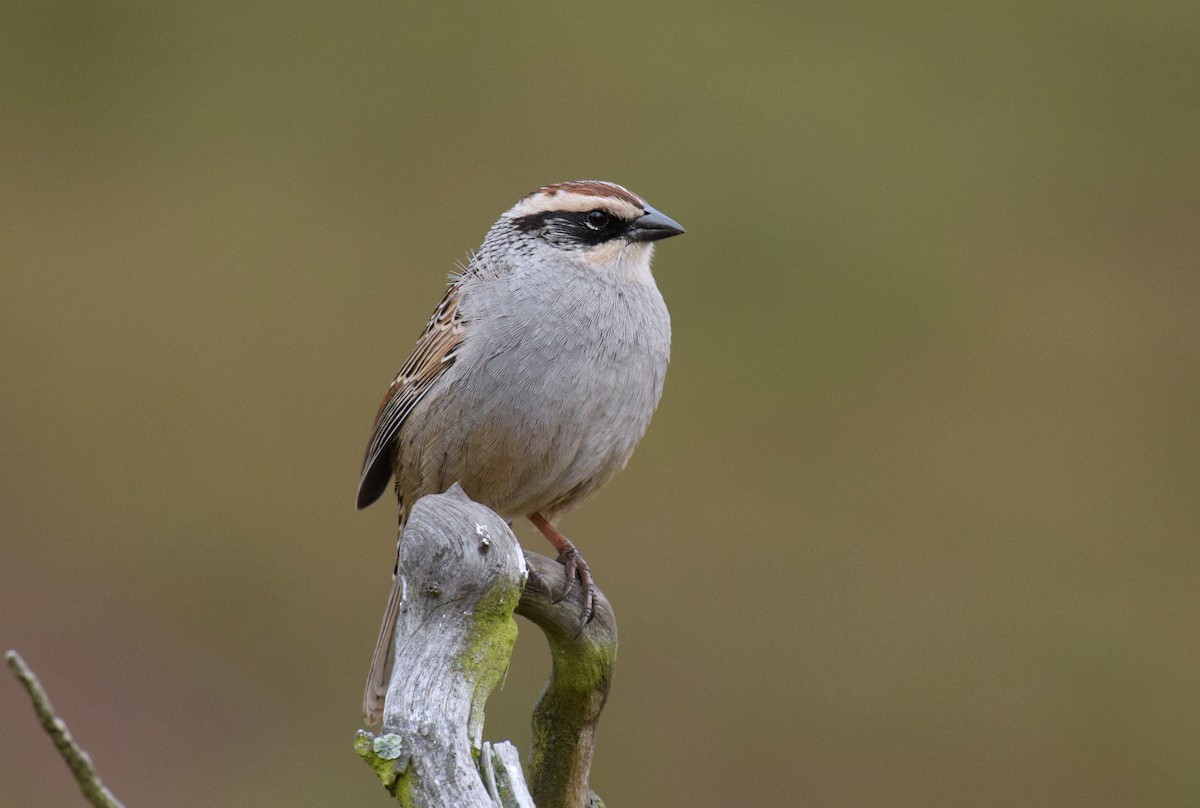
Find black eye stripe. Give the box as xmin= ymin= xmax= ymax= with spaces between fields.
xmin=512 ymin=209 xmax=632 ymax=245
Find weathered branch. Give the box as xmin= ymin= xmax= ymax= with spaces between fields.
xmin=5 ymin=650 xmax=128 ymax=808
xmin=9 ymin=486 xmax=619 ymax=807
xmin=481 ymin=740 xmax=538 ymax=808
xmin=355 ymin=484 xmax=535 ymax=806
xmin=517 ymin=553 xmax=616 ymax=808
xmin=355 ymin=485 xmax=618 ymax=808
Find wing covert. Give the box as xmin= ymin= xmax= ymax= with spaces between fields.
xmin=356 ymin=284 xmax=466 ymax=509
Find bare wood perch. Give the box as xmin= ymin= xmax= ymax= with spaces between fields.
xmin=355 ymin=484 xmax=617 ymax=808
xmin=517 ymin=553 xmax=616 ymax=808
xmin=354 ymin=484 xmax=533 ymax=805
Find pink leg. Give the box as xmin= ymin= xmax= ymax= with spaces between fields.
xmin=528 ymin=512 xmax=595 ymax=626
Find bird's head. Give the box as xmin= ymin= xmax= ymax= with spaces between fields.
xmin=487 ymin=180 xmax=684 ymax=282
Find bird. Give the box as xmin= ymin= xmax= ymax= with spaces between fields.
xmin=356 ymin=179 xmax=683 ymax=724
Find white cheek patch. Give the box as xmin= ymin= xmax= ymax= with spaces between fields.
xmin=580 ymin=241 xmax=655 ymax=284
xmin=582 ymin=240 xmax=625 ymax=267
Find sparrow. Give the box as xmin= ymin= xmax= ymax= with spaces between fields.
xmin=357 ymin=180 xmax=683 ymax=724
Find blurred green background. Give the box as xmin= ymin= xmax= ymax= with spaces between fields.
xmin=2 ymin=1 xmax=1197 ymax=806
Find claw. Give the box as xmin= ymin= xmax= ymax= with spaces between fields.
xmin=529 ymin=512 xmax=596 ymax=629
xmin=553 ymin=547 xmax=596 ymax=627
xmin=552 ymin=549 xmax=576 ymax=602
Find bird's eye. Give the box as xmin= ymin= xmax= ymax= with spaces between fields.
xmin=585 ymin=210 xmax=611 ymax=230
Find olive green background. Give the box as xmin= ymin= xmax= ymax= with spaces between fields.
xmin=2 ymin=2 xmax=1197 ymax=806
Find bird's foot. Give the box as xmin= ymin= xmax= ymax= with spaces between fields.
xmin=529 ymin=511 xmax=596 ymax=630
xmin=554 ymin=545 xmax=596 ymax=627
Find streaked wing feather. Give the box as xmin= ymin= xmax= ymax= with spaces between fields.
xmin=356 ymin=284 xmax=466 ymax=509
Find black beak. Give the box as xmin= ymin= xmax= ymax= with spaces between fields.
xmin=626 ymin=205 xmax=685 ymax=242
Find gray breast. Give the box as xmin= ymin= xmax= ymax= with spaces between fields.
xmin=396 ymin=263 xmax=670 ymax=520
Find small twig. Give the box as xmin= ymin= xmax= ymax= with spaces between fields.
xmin=5 ymin=650 xmax=127 ymax=808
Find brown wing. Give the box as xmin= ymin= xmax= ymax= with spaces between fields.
xmin=356 ymin=284 xmax=466 ymax=509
